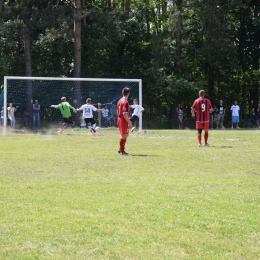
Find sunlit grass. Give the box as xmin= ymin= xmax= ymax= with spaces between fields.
xmin=0 ymin=129 xmax=260 ymax=259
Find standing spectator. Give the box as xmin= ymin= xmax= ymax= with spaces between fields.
xmin=117 ymin=87 xmax=132 ymax=155
xmin=176 ymin=106 xmax=183 ymax=129
xmin=191 ymin=90 xmax=213 ymax=147
xmin=33 ymin=100 xmax=40 ymax=128
xmin=130 ymin=98 xmax=144 ymax=132
xmin=50 ymin=97 xmax=76 ymax=134
xmin=209 ymin=109 xmax=214 ymax=129
xmin=252 ymin=103 xmax=260 ymax=128
xmin=79 ymin=112 xmax=86 ymax=128
xmin=216 ymin=100 xmax=225 ymax=129
xmin=110 ymin=104 xmax=117 ymax=126
xmin=230 ymin=101 xmax=240 ymax=129
xmin=0 ymin=107 xmax=3 ymax=125
xmin=102 ymin=105 xmax=111 ymax=126
xmin=7 ymin=103 xmax=18 ymax=129
xmin=77 ymin=98 xmax=103 ymax=134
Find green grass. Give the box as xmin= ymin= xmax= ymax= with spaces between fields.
xmin=0 ymin=129 xmax=260 ymax=259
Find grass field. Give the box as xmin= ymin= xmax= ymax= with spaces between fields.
xmin=0 ymin=128 xmax=260 ymax=259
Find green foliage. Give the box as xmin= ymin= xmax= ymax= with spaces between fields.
xmin=1 ymin=0 xmax=260 ymax=128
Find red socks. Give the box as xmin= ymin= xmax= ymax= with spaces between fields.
xmin=197 ymin=134 xmax=201 ymax=144
xmin=204 ymin=132 xmax=208 ymax=144
xmin=119 ymin=138 xmax=126 ymax=153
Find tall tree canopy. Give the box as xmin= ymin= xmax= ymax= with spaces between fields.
xmin=0 ymin=0 xmax=260 ymax=128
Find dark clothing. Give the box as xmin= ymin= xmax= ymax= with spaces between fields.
xmin=253 ymin=106 xmax=260 ymax=115
xmin=130 ymin=115 xmax=139 ymax=124
xmin=216 ymin=105 xmax=225 ymax=115
xmin=63 ymin=117 xmax=75 ymax=124
xmin=84 ymin=118 xmax=95 ymax=125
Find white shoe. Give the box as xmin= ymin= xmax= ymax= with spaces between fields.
xmin=231 ymin=126 xmax=233 ymax=129
xmin=131 ymin=127 xmax=135 ymax=133
xmin=198 ymin=144 xmax=202 ymax=147
xmin=236 ymin=126 xmax=240 ymax=129
xmin=204 ymin=143 xmax=210 ymax=147
xmin=222 ymin=126 xmax=224 ymax=129
xmin=216 ymin=127 xmax=218 ymax=129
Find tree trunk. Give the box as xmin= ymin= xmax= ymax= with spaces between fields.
xmin=126 ymin=0 xmax=130 ymax=12
xmin=0 ymin=0 xmax=3 ymax=24
xmin=205 ymin=63 xmax=214 ymax=100
xmin=73 ymin=0 xmax=81 ymax=79
xmin=252 ymin=6 xmax=259 ymax=106
xmin=23 ymin=25 xmax=33 ymax=112
xmin=106 ymin=0 xmax=111 ymax=8
xmin=174 ymin=0 xmax=183 ymax=72
xmin=72 ymin=0 xmax=82 ymax=126
xmin=81 ymin=0 xmax=86 ymax=26
xmin=73 ymin=0 xmax=82 ymax=111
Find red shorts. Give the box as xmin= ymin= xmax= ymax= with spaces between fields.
xmin=196 ymin=122 xmax=209 ymax=130
xmin=118 ymin=117 xmax=129 ymax=135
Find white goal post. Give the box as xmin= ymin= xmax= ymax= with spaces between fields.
xmin=2 ymin=76 xmax=142 ymax=135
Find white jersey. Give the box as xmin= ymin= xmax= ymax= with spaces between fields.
xmin=230 ymin=105 xmax=240 ymax=116
xmin=131 ymin=104 xmax=144 ymax=117
xmin=8 ymin=107 xmax=15 ymax=117
xmin=80 ymin=104 xmax=97 ymax=118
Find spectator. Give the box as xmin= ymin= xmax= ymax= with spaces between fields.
xmin=209 ymin=109 xmax=214 ymax=129
xmin=0 ymin=107 xmax=3 ymax=125
xmin=102 ymin=105 xmax=111 ymax=126
xmin=252 ymin=103 xmax=260 ymax=129
xmin=79 ymin=112 xmax=86 ymax=128
xmin=7 ymin=103 xmax=18 ymax=129
xmin=230 ymin=101 xmax=240 ymax=129
xmin=110 ymin=104 xmax=117 ymax=126
xmin=33 ymin=100 xmax=40 ymax=128
xmin=176 ymin=106 xmax=183 ymax=129
xmin=216 ymin=100 xmax=225 ymax=129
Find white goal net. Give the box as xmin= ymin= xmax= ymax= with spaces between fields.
xmin=1 ymin=77 xmax=142 ymax=135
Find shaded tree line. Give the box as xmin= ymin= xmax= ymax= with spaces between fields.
xmin=0 ymin=0 xmax=260 ymax=128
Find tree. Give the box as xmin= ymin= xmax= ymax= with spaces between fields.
xmin=73 ymin=0 xmax=82 ymax=109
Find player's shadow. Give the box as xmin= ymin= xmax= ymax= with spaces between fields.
xmin=211 ymin=145 xmax=233 ymax=148
xmin=130 ymin=154 xmax=158 ymax=157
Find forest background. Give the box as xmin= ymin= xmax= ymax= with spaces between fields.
xmin=0 ymin=0 xmax=260 ymax=129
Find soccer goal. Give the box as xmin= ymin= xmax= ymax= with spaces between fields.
xmin=1 ymin=77 xmax=142 ymax=135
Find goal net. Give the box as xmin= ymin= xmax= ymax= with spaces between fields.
xmin=1 ymin=77 xmax=142 ymax=135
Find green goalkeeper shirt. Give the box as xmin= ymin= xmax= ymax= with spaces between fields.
xmin=53 ymin=102 xmax=74 ymax=118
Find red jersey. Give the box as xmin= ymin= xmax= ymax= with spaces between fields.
xmin=117 ymin=97 xmax=130 ymax=119
xmin=192 ymin=97 xmax=212 ymax=123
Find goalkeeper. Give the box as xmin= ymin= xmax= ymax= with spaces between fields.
xmin=50 ymin=96 xmax=76 ymax=134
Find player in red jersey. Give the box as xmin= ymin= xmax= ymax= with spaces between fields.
xmin=191 ymin=90 xmax=213 ymax=147
xmin=117 ymin=87 xmax=133 ymax=156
